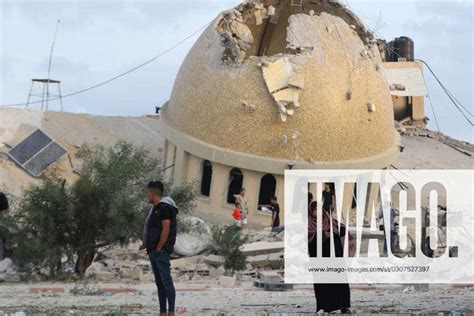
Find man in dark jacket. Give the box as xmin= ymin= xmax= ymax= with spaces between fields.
xmin=143 ymin=181 xmax=178 ymax=316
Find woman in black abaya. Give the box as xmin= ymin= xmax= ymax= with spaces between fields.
xmin=308 ymin=197 xmax=352 ymax=313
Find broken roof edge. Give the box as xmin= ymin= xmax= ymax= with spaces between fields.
xmin=213 ymin=0 xmax=374 ymax=67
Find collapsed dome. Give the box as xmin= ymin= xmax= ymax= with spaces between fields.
xmin=162 ymin=0 xmax=399 ymax=166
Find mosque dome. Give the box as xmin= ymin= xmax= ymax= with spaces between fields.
xmin=161 ymin=0 xmax=400 ymax=169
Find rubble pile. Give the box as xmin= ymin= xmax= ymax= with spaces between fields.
xmin=82 ymin=227 xmax=284 ymax=285
xmin=394 ymin=122 xmax=474 ymax=156
xmin=214 ymin=0 xmax=379 ymax=122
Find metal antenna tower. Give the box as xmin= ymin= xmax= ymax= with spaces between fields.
xmin=26 ymin=20 xmax=63 ymax=111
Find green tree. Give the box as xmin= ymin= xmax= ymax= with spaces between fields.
xmin=10 ymin=176 xmax=72 ymax=277
xmin=212 ymin=225 xmax=247 ymax=275
xmin=4 ymin=141 xmax=196 ymax=279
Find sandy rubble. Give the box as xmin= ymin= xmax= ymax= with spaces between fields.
xmin=0 ymin=282 xmax=472 ymax=315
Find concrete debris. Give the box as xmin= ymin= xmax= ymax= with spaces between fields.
xmin=103 ymin=259 xmax=115 ymax=270
xmin=267 ymin=5 xmax=275 ymax=16
xmin=177 ymin=263 xmax=210 ymax=278
xmin=171 ymin=255 xmax=201 ymax=269
xmin=390 ymin=83 xmax=406 ymax=91
xmin=261 ymin=57 xmax=303 ymax=122
xmin=220 ymin=32 xmax=246 ymax=64
xmin=240 ymin=241 xmax=284 ymax=256
xmin=0 ymin=258 xmax=13 ymax=273
xmin=253 ymin=270 xmax=293 ymax=292
xmin=291 ymin=131 xmax=301 ymax=140
xmin=254 ymin=9 xmax=263 ymax=26
xmin=218 ymin=275 xmax=236 ymax=287
xmin=209 ymin=265 xmax=226 ymax=278
xmin=258 ymin=271 xmax=283 ymax=284
xmin=130 ymin=267 xmax=142 ymax=281
xmin=174 ymin=217 xmax=212 ymax=256
xmin=240 ymin=100 xmax=256 ymax=112
xmin=261 ymin=57 xmax=293 ymax=93
xmin=216 ymin=3 xmax=264 ymax=65
xmin=247 ymin=252 xmax=283 ymax=269
xmin=286 ymin=14 xmax=325 ymax=60
xmin=288 ymin=73 xmax=305 ymax=89
xmin=214 ymin=2 xmax=376 ymax=121
xmin=394 ymin=124 xmax=474 ymax=155
xmin=367 ymin=102 xmax=376 ymax=113
xmin=203 ymin=254 xmax=224 ymax=266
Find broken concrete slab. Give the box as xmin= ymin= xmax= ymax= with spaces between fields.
xmin=171 ymin=255 xmax=201 ymax=270
xmin=261 ymin=57 xmax=293 ymax=93
xmin=260 ymin=57 xmax=303 ymax=121
xmin=203 ymin=255 xmax=224 ymax=266
xmin=240 ymin=241 xmax=284 ymax=256
xmin=258 ymin=271 xmax=283 ymax=284
xmin=209 ymin=266 xmax=226 ymax=278
xmin=247 ymin=252 xmax=283 ymax=269
xmin=174 ymin=217 xmax=212 ymax=256
xmin=288 ymin=73 xmax=305 ymax=89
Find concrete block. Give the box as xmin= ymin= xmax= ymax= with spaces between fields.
xmin=131 ymin=267 xmax=142 ymax=281
xmin=258 ymin=271 xmax=283 ymax=283
xmin=171 ymin=255 xmax=201 ymax=269
xmin=218 ymin=275 xmax=236 ymax=287
xmin=203 ymin=255 xmax=224 ymax=266
xmin=241 ymin=241 xmax=284 ymax=256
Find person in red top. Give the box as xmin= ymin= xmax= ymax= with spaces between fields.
xmin=232 ymin=201 xmax=242 ymax=228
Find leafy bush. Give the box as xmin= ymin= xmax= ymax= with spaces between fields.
xmin=212 ymin=225 xmax=247 ymax=274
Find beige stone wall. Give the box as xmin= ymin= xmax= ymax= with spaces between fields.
xmin=412 ymin=96 xmax=425 ymax=121
xmin=163 ymin=140 xmax=176 ymax=180
xmin=165 ymin=140 xmax=390 ymax=228
xmin=164 ymin=142 xmax=283 ymax=226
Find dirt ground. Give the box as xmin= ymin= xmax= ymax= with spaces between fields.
xmin=0 ymin=281 xmax=472 ymax=315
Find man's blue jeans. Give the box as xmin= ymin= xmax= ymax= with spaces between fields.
xmin=149 ymin=250 xmax=176 ymax=313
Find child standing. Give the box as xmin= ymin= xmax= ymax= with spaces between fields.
xmin=233 ymin=202 xmax=242 ymax=228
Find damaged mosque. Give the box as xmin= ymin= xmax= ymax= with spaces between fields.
xmin=158 ymin=0 xmax=429 ymax=225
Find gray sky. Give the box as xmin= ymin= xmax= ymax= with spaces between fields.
xmin=1 ymin=0 xmax=472 ymax=142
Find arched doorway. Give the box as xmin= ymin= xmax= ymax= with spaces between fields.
xmin=227 ymin=168 xmax=243 ymax=204
xmin=258 ymin=174 xmax=277 ymax=205
xmin=200 ymin=160 xmax=212 ymax=197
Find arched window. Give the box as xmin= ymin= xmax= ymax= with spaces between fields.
xmin=227 ymin=168 xmax=243 ymax=204
xmin=258 ymin=174 xmax=277 ymax=205
xmin=200 ymin=160 xmax=212 ymax=197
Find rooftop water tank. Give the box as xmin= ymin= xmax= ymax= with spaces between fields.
xmin=392 ymin=36 xmax=414 ymax=62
